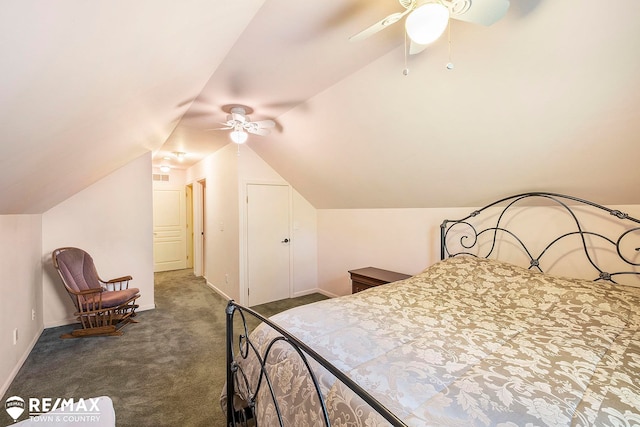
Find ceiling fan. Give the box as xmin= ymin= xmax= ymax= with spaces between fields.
xmin=350 ymin=0 xmax=510 ymax=55
xmin=213 ymin=106 xmax=276 ymax=144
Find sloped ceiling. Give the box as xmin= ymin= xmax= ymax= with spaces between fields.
xmin=2 ymin=0 xmax=639 ymax=214
xmin=0 ymin=0 xmax=264 ymax=214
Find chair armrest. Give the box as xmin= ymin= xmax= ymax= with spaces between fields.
xmin=107 ymin=275 xmax=133 ymax=283
xmin=102 ymin=275 xmax=133 ymax=291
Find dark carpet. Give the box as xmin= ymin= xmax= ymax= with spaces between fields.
xmin=1 ymin=270 xmax=327 ymax=426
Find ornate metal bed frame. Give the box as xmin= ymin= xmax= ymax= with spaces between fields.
xmin=225 ymin=192 xmax=640 ymax=427
xmin=440 ymin=192 xmax=640 ymax=283
xmin=225 ymin=302 xmax=407 ymax=426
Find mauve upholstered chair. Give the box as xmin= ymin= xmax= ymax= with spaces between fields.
xmin=52 ymin=247 xmax=140 ymax=338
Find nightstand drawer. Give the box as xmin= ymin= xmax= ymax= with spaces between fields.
xmin=349 ymin=267 xmax=411 ymax=294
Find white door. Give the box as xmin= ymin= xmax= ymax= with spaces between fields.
xmin=247 ymin=184 xmax=290 ymax=306
xmin=153 ymin=188 xmax=187 ymax=272
xmin=185 ymin=184 xmax=194 ymax=269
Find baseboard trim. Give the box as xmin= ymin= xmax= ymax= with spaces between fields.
xmin=44 ymin=317 xmax=77 ymax=329
xmin=43 ymin=303 xmax=156 ymax=329
xmin=292 ymin=288 xmax=336 ymax=299
xmin=206 ymin=281 xmax=232 ymax=301
xmin=318 ymin=289 xmax=338 ymax=298
xmin=204 ymin=282 xmax=333 ymax=302
xmin=137 ymin=303 xmax=156 ymax=312
xmin=0 ymin=326 xmax=43 ymax=398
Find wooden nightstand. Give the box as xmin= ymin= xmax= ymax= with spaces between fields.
xmin=349 ymin=267 xmax=411 ymax=294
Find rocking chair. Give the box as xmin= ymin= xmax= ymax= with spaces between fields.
xmin=52 ymin=247 xmax=140 ymax=338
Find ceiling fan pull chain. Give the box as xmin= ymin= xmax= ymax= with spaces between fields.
xmin=403 ymin=31 xmax=410 ymax=76
xmin=446 ymin=19 xmax=454 ymax=70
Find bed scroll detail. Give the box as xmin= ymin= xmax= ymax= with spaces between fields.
xmin=440 ymin=192 xmax=640 ymax=284
xmin=224 ymin=300 xmax=407 ymax=427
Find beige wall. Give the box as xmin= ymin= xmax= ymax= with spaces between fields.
xmin=1 ymin=153 xmax=155 ymax=398
xmin=317 ymin=207 xmax=470 ymax=297
xmin=0 ymin=214 xmax=43 ymax=396
xmin=237 ymin=145 xmax=319 ymax=301
xmin=290 ymin=192 xmax=318 ymax=296
xmin=3 ymin=140 xmax=637 ymax=399
xmin=42 ymin=153 xmax=155 ymax=326
xmin=318 ymin=204 xmax=640 ymax=297
xmin=186 ymin=144 xmax=319 ymax=304
xmin=189 ymin=142 xmax=241 ymax=300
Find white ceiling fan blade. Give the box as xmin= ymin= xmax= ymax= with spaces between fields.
xmin=349 ymin=10 xmax=409 ymax=42
xmin=247 ymin=127 xmax=270 ymax=136
xmin=409 ymin=39 xmax=429 ymax=55
xmin=251 ymin=119 xmax=276 ymax=128
xmin=450 ymin=0 xmax=509 ymax=26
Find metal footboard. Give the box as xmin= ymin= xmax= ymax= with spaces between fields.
xmin=225 ymin=300 xmax=407 ymax=427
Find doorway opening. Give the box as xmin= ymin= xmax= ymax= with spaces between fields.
xmin=192 ymin=179 xmax=206 ymax=278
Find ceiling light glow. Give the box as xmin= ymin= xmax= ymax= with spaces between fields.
xmin=405 ymin=3 xmax=449 ymax=45
xmin=230 ymin=129 xmax=248 ymax=144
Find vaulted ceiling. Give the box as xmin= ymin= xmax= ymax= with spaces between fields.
xmin=2 ymin=0 xmax=639 ymax=214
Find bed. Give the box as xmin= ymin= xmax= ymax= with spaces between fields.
xmin=222 ymin=192 xmax=640 ymax=426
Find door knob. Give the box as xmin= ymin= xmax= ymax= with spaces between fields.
xmin=281 ymin=238 xmax=290 ymax=243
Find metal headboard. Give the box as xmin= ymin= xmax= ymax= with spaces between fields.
xmin=440 ymin=192 xmax=640 ymax=283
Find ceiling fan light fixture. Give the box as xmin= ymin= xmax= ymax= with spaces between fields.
xmin=230 ymin=129 xmax=248 ymax=144
xmin=405 ymin=3 xmax=449 ymax=45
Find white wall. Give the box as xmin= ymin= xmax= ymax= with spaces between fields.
xmin=237 ymin=145 xmax=319 ymax=302
xmin=317 ymin=207 xmax=470 ymax=297
xmin=153 ymin=168 xmax=186 ymax=188
xmin=291 ymin=191 xmax=318 ymax=297
xmin=0 ymin=215 xmax=43 ymax=397
xmin=186 ymin=144 xmax=319 ymax=304
xmin=186 ymin=143 xmax=240 ymax=300
xmin=42 ymin=153 xmax=155 ymax=327
xmin=318 ymin=204 xmax=640 ymax=297
xmin=186 ymin=143 xmax=640 ymax=302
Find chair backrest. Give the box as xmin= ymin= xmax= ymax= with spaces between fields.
xmin=53 ymin=247 xmax=102 ymax=294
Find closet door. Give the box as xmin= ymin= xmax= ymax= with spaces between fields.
xmin=247 ymin=184 xmax=290 ymax=306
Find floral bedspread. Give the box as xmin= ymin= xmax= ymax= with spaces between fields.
xmin=230 ymin=256 xmax=640 ymax=426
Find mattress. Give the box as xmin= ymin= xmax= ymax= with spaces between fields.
xmin=230 ymin=256 xmax=640 ymax=426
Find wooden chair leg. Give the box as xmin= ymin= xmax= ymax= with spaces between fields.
xmin=60 ymin=325 xmax=121 ymax=339
xmin=62 ymin=298 xmax=140 ymax=338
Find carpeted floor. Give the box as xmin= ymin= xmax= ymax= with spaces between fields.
xmin=1 ymin=269 xmax=327 ymax=426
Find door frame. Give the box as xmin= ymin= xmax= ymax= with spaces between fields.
xmin=240 ymin=180 xmax=293 ymax=306
xmin=192 ymin=179 xmax=206 ymax=278
xmin=185 ymin=184 xmax=194 ymax=269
